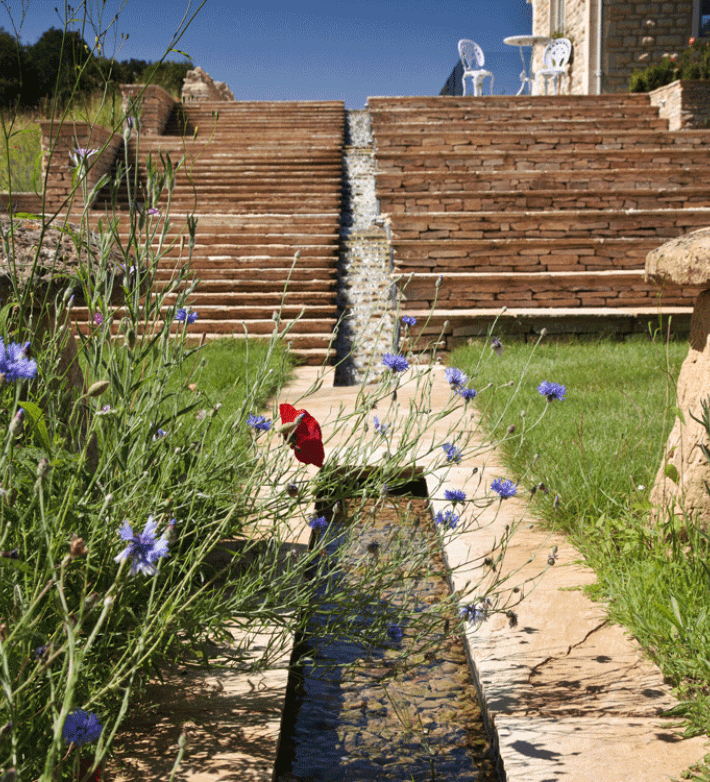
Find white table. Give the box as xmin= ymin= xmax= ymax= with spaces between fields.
xmin=503 ymin=35 xmax=553 ymax=95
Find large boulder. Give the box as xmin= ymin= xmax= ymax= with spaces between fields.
xmin=646 ymin=230 xmax=710 ymax=521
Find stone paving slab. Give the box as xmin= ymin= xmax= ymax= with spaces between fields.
xmin=281 ymin=365 xmax=708 ymax=782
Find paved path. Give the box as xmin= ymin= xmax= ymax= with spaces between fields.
xmin=112 ymin=363 xmax=707 ymax=781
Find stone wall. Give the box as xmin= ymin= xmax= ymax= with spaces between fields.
xmin=39 ymin=121 xmax=122 ymax=210
xmin=650 ymin=79 xmax=710 ymax=130
xmin=120 ymin=84 xmax=176 ymax=135
xmin=181 ymin=67 xmax=234 ymax=102
xmin=0 ymin=192 xmax=43 ymax=214
xmin=603 ymin=0 xmax=693 ymax=93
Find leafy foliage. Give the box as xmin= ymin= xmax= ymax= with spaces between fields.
xmin=630 ymin=37 xmax=710 ymax=92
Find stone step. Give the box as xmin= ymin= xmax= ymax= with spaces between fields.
xmin=397 ymin=306 xmax=693 ymax=345
xmin=375 ymin=167 xmax=710 ymax=193
xmin=378 ymin=187 xmax=710 ymax=213
xmin=372 ymin=129 xmax=710 ymax=152
xmin=398 ymin=269 xmax=696 ymax=310
xmin=392 ymin=236 xmax=661 ymax=273
xmin=73 ymin=303 xmax=337 ymax=320
xmin=388 ymin=208 xmax=710 ymax=241
xmin=370 ymin=117 xmax=669 ymax=132
xmin=374 ymin=147 xmax=710 ymax=172
xmin=153 ymin=271 xmax=337 ymax=290
xmin=167 ymin=289 xmax=336 ymax=305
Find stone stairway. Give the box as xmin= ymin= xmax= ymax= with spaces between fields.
xmin=75 ymin=100 xmax=345 ymax=363
xmin=368 ymin=94 xmax=703 ymax=345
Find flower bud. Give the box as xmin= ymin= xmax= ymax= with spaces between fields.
xmin=69 ymin=536 xmax=87 ymax=558
xmin=87 ymin=380 xmax=110 ymax=398
xmin=8 ymin=410 xmax=23 ymax=439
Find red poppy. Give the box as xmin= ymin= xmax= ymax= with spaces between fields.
xmin=279 ymin=403 xmax=324 ymax=467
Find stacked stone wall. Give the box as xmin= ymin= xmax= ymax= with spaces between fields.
xmin=120 ymin=84 xmax=176 ymax=135
xmin=39 ymin=121 xmax=122 ymax=210
xmin=650 ymin=79 xmax=710 ymax=130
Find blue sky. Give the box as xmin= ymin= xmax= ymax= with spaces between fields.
xmin=5 ymin=0 xmax=534 ymax=108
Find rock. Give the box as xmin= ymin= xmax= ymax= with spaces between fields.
xmin=650 ymin=289 xmax=710 ymax=522
xmin=647 ymin=229 xmax=710 ymax=522
xmin=181 ymin=66 xmax=235 ymax=102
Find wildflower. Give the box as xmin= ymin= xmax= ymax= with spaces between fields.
xmin=690 ymin=37 xmax=696 ymax=45
xmin=442 ymin=442 xmax=462 ymax=463
xmin=445 ymin=366 xmax=467 ymax=388
xmin=444 ymin=489 xmax=466 ymax=504
xmin=459 ymin=600 xmax=491 ymax=625
xmin=491 ymin=478 xmax=517 ymax=499
xmin=286 ymin=483 xmax=299 ymax=497
xmin=153 ymin=428 xmax=167 ymax=441
xmin=491 ymin=337 xmax=504 ymax=356
xmin=247 ymin=414 xmax=272 ymax=432
xmin=101 ymin=405 xmax=111 ymax=413
xmin=373 ymin=415 xmax=387 ymax=435
xmin=401 ymin=315 xmax=417 ymax=326
xmin=382 ymin=353 xmax=409 ymax=373
xmin=537 ymin=380 xmax=566 ymax=402
xmin=456 ymin=386 xmax=477 ymax=402
xmin=93 ymin=312 xmax=104 ymax=325
xmin=278 ymin=403 xmax=324 ymax=467
xmin=175 ymin=308 xmax=198 ymax=324
xmin=70 ymin=147 xmax=98 ymax=168
xmin=62 ymin=709 xmax=103 ymax=746
xmin=308 ymin=515 xmax=328 ymax=532
xmin=0 ymin=339 xmax=37 ymax=381
xmin=147 ymin=207 xmax=160 ymax=216
xmin=115 ymin=515 xmax=169 ymax=576
xmin=435 ymin=509 xmax=459 ymax=529
xmin=387 ymin=625 xmax=403 ymax=642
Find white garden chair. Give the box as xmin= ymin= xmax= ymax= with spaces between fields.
xmin=535 ymin=38 xmax=572 ymax=95
xmin=457 ymin=39 xmax=494 ymax=97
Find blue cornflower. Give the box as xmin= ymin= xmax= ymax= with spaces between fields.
xmin=435 ymin=509 xmax=459 ymax=529
xmin=491 ymin=478 xmax=517 ymax=499
xmin=115 ymin=516 xmax=169 ymax=576
xmin=62 ymin=709 xmax=103 ymax=746
xmin=537 ymin=381 xmax=566 ymax=402
xmin=373 ymin=415 xmax=388 ymax=435
xmin=387 ymin=624 xmax=403 ymax=642
xmin=445 ymin=366 xmax=468 ymax=388
xmin=153 ymin=428 xmax=167 ymax=441
xmin=247 ymin=414 xmax=272 ymax=432
xmin=444 ymin=489 xmax=466 ymax=504
xmin=382 ymin=353 xmax=409 ymax=373
xmin=491 ymin=337 xmax=504 ymax=356
xmin=442 ymin=442 xmax=462 ymax=463
xmin=459 ymin=601 xmax=490 ymax=625
xmin=456 ymin=386 xmax=477 ymax=402
xmin=0 ymin=339 xmax=37 ymax=382
xmin=401 ymin=315 xmax=417 ymax=326
xmin=308 ymin=515 xmax=328 ymax=532
xmin=175 ymin=308 xmax=198 ymax=324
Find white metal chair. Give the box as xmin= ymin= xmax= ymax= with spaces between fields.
xmin=535 ymin=38 xmax=572 ymax=95
xmin=457 ymin=39 xmax=494 ymax=97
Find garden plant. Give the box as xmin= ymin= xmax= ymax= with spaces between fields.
xmin=0 ymin=3 xmax=556 ymax=779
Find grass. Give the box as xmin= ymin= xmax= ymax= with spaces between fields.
xmin=450 ymin=334 xmax=710 ymax=752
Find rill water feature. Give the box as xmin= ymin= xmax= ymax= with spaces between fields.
xmin=274 ymin=476 xmax=502 ymax=782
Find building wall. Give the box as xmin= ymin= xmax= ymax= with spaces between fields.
xmin=531 ymin=0 xmax=696 ymax=93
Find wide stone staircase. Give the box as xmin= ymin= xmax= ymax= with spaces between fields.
xmin=368 ymin=94 xmax=703 ymax=345
xmin=75 ymin=100 xmax=346 ymax=363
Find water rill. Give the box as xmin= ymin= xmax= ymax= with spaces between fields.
xmin=274 ymin=477 xmax=502 ymax=782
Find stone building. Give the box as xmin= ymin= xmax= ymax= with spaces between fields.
xmin=529 ymin=0 xmax=705 ymax=94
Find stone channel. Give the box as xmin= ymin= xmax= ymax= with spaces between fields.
xmin=274 ymin=483 xmax=501 ymax=782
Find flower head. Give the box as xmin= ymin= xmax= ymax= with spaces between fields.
xmin=401 ymin=315 xmax=417 ymax=327
xmin=491 ymin=478 xmax=517 ymax=499
xmin=537 ymin=380 xmax=566 ymax=402
xmin=435 ymin=509 xmax=459 ymax=529
xmin=308 ymin=515 xmax=328 ymax=532
xmin=0 ymin=339 xmax=37 ymax=382
xmin=387 ymin=624 xmax=403 ymax=642
xmin=153 ymin=428 xmax=167 ymax=441
xmin=62 ymin=709 xmax=103 ymax=746
xmin=444 ymin=489 xmax=466 ymax=504
xmin=445 ymin=366 xmax=467 ymax=388
xmin=442 ymin=442 xmax=462 ymax=463
xmin=459 ymin=600 xmax=491 ymax=625
xmin=382 ymin=353 xmax=409 ymax=373
xmin=147 ymin=207 xmax=160 ymax=216
xmin=373 ymin=415 xmax=387 ymax=435
xmin=247 ymin=414 xmax=271 ymax=432
xmin=175 ymin=308 xmax=198 ymax=324
xmin=491 ymin=337 xmax=503 ymax=357
xmin=456 ymin=386 xmax=477 ymax=402
xmin=279 ymin=403 xmax=324 ymax=467
xmin=115 ymin=515 xmax=169 ymax=576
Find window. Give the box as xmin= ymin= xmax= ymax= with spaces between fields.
xmin=694 ymin=0 xmax=710 ymax=37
